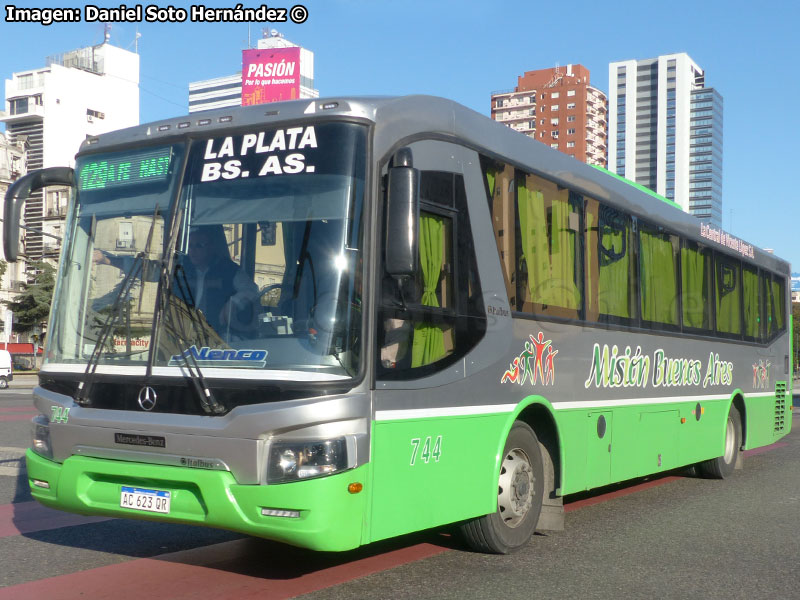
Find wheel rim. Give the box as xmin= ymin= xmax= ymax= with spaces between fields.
xmin=723 ymin=416 xmax=736 ymax=463
xmin=498 ymin=448 xmax=534 ymax=528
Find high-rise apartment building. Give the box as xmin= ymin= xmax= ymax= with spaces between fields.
xmin=189 ymin=30 xmax=318 ymax=113
xmin=0 ymin=132 xmax=27 ymax=307
xmin=491 ymin=65 xmax=607 ymax=167
xmin=608 ymin=53 xmax=723 ymax=226
xmin=1 ymin=37 xmax=139 ymax=260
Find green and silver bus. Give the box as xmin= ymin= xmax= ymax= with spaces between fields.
xmin=4 ymin=96 xmax=791 ymax=553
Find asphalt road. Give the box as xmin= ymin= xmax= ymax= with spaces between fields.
xmin=1 ymin=381 xmax=799 ymax=599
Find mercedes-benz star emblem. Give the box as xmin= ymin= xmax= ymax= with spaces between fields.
xmin=137 ymin=386 xmax=157 ymax=411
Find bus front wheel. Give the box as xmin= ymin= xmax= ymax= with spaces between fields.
xmin=460 ymin=421 xmax=544 ymax=554
xmin=697 ymin=407 xmax=742 ymax=479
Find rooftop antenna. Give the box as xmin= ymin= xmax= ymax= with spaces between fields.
xmin=104 ymin=23 xmax=111 ymax=44
xmin=135 ymin=29 xmax=141 ymax=53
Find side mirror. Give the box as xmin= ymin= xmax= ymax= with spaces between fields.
xmin=3 ymin=167 xmax=74 ymax=262
xmin=385 ymin=148 xmax=420 ymax=279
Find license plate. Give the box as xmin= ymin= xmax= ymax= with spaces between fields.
xmin=120 ymin=486 xmax=171 ymax=514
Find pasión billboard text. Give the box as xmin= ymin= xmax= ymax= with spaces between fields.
xmin=242 ymin=47 xmax=300 ymax=105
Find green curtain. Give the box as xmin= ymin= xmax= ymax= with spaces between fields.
xmin=716 ymin=262 xmax=741 ymax=334
xmin=742 ymin=268 xmax=760 ymax=338
xmin=640 ymin=231 xmax=678 ymax=325
xmin=411 ymin=214 xmax=446 ymax=368
xmin=518 ymin=183 xmax=578 ymax=309
xmin=518 ymin=183 xmax=549 ymax=304
xmin=681 ymin=247 xmax=709 ymax=329
xmin=486 ymin=170 xmax=496 ymax=199
xmin=585 ymin=209 xmax=595 ymax=313
xmin=768 ymin=279 xmax=784 ymax=335
xmin=598 ymin=225 xmax=630 ymax=318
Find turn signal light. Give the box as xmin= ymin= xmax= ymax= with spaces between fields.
xmin=348 ymin=482 xmax=363 ymax=494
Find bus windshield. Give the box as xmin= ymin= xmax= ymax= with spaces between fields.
xmin=46 ymin=122 xmax=366 ymax=380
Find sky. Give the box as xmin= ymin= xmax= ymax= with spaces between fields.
xmin=1 ymin=0 xmax=799 ymax=268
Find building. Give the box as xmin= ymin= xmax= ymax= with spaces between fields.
xmin=491 ymin=64 xmax=607 ymax=167
xmin=0 ymin=131 xmax=28 ymax=317
xmin=189 ymin=30 xmax=318 ymax=113
xmin=608 ymin=53 xmax=723 ymax=226
xmin=1 ymin=35 xmax=140 ymax=262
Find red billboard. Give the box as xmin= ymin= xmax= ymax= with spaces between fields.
xmin=242 ymin=47 xmax=301 ymax=105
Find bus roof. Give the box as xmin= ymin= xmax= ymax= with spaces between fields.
xmin=77 ymin=95 xmax=789 ymax=273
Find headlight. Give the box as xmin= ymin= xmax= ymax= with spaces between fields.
xmin=267 ymin=437 xmax=348 ymax=483
xmin=31 ymin=414 xmax=53 ymax=459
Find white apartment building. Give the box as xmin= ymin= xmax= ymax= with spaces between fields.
xmin=608 ymin=53 xmax=723 ymax=226
xmin=1 ymin=39 xmax=140 ymax=261
xmin=0 ymin=132 xmax=28 ymax=309
xmin=189 ymin=30 xmax=318 ymax=113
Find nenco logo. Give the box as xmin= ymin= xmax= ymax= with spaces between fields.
xmin=200 ymin=126 xmax=317 ymax=182
xmin=168 ymin=345 xmax=268 ymax=368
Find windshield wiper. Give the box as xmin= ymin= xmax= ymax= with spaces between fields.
xmin=74 ymin=252 xmax=145 ymax=406
xmin=159 ymin=261 xmax=225 ymax=415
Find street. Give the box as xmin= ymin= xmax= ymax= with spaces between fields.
xmin=1 ymin=379 xmax=799 ymax=599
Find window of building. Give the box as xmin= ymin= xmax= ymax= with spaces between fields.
xmin=9 ymin=97 xmax=28 ymax=115
xmin=566 ymin=141 xmax=575 ymax=148
xmin=567 ymin=128 xmax=576 ymax=135
xmin=551 ymin=92 xmax=560 ymax=99
xmin=551 ymin=118 xmax=559 ymax=126
xmin=551 ymin=104 xmax=559 ymax=111
xmin=551 ymin=131 xmax=559 ymax=138
xmin=567 ymin=115 xmax=576 ymax=122
xmin=567 ymin=102 xmax=576 ymax=110
xmin=550 ymin=143 xmax=559 ymax=149
xmin=567 ymin=90 xmax=576 ymax=97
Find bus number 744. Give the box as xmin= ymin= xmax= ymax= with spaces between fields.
xmin=410 ymin=436 xmax=443 ymax=465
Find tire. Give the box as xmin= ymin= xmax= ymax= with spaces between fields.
xmin=697 ymin=407 xmax=741 ymax=479
xmin=0 ymin=377 xmax=7 ymax=390
xmin=460 ymin=421 xmax=544 ymax=554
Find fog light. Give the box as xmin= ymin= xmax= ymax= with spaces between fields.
xmin=261 ymin=508 xmax=301 ymax=518
xmin=31 ymin=414 xmax=53 ymax=460
xmin=32 ymin=479 xmax=50 ymax=489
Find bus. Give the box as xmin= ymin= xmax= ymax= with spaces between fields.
xmin=4 ymin=96 xmax=791 ymax=554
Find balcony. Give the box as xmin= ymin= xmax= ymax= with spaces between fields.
xmin=0 ymin=103 xmax=45 ymax=124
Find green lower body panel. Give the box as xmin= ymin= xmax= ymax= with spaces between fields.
xmin=26 ymin=450 xmax=369 ymax=551
xmin=553 ymin=392 xmax=790 ymax=495
xmin=368 ymin=414 xmax=509 ymax=543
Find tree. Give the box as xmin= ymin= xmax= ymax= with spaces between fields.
xmin=3 ymin=261 xmax=55 ymax=334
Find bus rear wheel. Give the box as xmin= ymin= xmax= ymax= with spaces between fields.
xmin=459 ymin=421 xmax=544 ymax=554
xmin=697 ymin=407 xmax=741 ymax=479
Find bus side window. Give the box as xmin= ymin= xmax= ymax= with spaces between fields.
xmin=585 ymin=200 xmax=637 ymax=323
xmin=763 ymin=271 xmax=786 ymax=340
xmin=715 ymin=255 xmax=742 ymax=336
xmin=742 ymin=264 xmax=762 ymax=342
xmin=378 ymin=169 xmax=485 ymax=379
xmin=482 ymin=158 xmax=517 ymax=307
xmin=680 ymin=241 xmax=713 ymax=333
xmin=639 ymin=222 xmax=680 ymax=328
xmin=516 ymin=173 xmax=582 ymax=319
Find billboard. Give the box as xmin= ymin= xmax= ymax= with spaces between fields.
xmin=242 ymin=47 xmax=301 ymax=105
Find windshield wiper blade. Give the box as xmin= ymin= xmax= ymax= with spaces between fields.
xmin=75 ymin=252 xmax=145 ymax=406
xmin=161 ymin=263 xmax=225 ymax=415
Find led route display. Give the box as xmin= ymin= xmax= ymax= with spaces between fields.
xmin=78 ymin=147 xmax=173 ymax=191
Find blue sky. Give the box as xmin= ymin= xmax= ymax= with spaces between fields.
xmin=2 ymin=0 xmax=799 ymax=268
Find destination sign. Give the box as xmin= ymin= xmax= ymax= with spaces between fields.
xmin=78 ymin=147 xmax=173 ymax=191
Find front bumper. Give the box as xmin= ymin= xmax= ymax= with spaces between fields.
xmin=26 ymin=449 xmax=369 ymax=551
